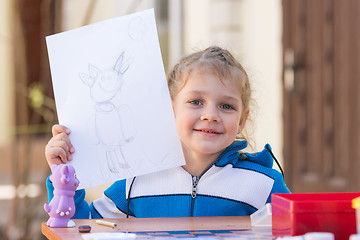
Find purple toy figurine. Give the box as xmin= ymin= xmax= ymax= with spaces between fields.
xmin=44 ymin=164 xmax=79 ymax=227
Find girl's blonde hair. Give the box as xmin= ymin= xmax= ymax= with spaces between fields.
xmin=167 ymin=46 xmax=252 ymax=122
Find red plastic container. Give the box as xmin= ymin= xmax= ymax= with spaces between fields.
xmin=272 ymin=193 xmax=360 ymax=240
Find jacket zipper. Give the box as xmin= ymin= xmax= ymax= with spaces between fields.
xmin=191 ymin=176 xmax=199 ymax=198
xmin=189 ymin=141 xmax=247 ymax=216
xmin=190 ymin=176 xmax=199 ymax=216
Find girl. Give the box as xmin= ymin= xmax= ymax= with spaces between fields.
xmin=45 ymin=46 xmax=290 ymax=219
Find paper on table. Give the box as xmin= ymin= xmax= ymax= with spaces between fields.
xmin=46 ymin=9 xmax=185 ymax=189
xmin=82 ymin=232 xmax=137 ymax=240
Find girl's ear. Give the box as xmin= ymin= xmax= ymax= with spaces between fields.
xmin=238 ymin=109 xmax=249 ymax=134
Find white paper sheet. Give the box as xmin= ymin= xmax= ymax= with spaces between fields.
xmin=46 ymin=9 xmax=185 ymax=189
xmin=82 ymin=232 xmax=137 ymax=240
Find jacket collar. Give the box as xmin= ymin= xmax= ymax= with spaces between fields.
xmin=215 ymin=141 xmax=274 ymax=168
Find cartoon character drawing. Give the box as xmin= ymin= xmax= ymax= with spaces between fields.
xmin=79 ymin=51 xmax=136 ymax=173
xmin=44 ymin=164 xmax=79 ymax=228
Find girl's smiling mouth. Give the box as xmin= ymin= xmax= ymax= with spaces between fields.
xmin=194 ymin=128 xmax=222 ymax=135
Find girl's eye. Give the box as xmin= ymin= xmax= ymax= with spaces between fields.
xmin=189 ymin=100 xmax=202 ymax=105
xmin=220 ymin=104 xmax=234 ymax=110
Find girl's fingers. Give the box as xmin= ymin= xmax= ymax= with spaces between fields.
xmin=52 ymin=124 xmax=71 ymax=137
xmin=48 ymin=135 xmax=70 ymax=152
xmin=45 ymin=134 xmax=75 ymax=166
xmin=45 ymin=145 xmax=68 ymax=166
xmin=52 ymin=132 xmax=75 ymax=154
xmin=45 ymin=124 xmax=75 ymax=168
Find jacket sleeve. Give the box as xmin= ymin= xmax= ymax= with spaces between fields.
xmin=46 ymin=175 xmax=90 ymax=219
xmin=89 ymin=179 xmax=131 ymax=219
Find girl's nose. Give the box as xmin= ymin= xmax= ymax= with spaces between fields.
xmin=200 ymin=105 xmax=220 ymax=122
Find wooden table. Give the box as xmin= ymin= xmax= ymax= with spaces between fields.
xmin=42 ymin=216 xmax=273 ymax=239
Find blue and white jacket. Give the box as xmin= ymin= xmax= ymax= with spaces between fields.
xmin=46 ymin=140 xmax=290 ymax=218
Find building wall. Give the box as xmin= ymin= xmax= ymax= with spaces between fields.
xmin=0 ymin=0 xmax=15 ymax=146
xmin=60 ymin=0 xmax=157 ymax=31
xmin=241 ymin=0 xmax=283 ymax=161
xmin=183 ymin=0 xmax=245 ymax=53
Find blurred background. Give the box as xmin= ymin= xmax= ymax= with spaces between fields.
xmin=0 ymin=0 xmax=359 ymax=239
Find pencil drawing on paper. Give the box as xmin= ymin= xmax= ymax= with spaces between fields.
xmin=79 ymin=50 xmax=136 ymax=174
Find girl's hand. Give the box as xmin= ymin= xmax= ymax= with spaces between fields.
xmin=45 ymin=124 xmax=75 ymax=167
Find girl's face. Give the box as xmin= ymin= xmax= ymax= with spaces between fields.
xmin=172 ymin=70 xmax=248 ymax=160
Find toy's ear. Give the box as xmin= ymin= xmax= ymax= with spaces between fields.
xmin=60 ymin=165 xmax=69 ymax=184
